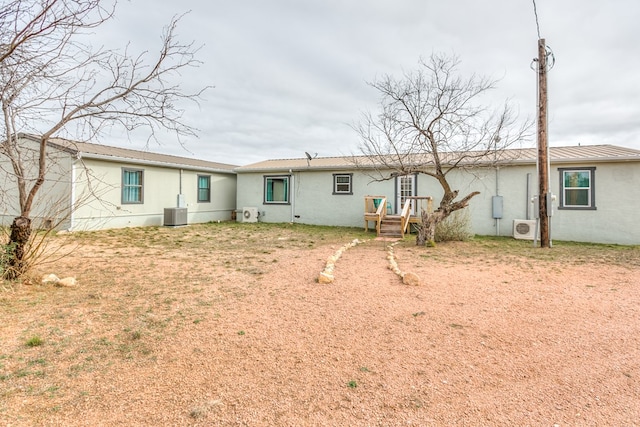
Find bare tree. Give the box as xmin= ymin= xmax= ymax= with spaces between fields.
xmin=354 ymin=53 xmax=532 ymax=246
xmin=0 ymin=0 xmax=205 ymax=279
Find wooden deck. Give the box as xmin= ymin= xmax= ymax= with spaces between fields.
xmin=364 ymin=195 xmax=433 ymax=238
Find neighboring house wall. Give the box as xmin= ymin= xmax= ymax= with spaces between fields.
xmin=236 ymin=159 xmax=640 ymax=245
xmin=0 ymin=140 xmax=73 ymax=230
xmin=1 ymin=135 xmax=237 ymax=232
xmin=71 ymin=157 xmax=237 ymax=231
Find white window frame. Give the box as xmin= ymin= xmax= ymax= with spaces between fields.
xmin=333 ymin=173 xmax=353 ymax=195
xmin=558 ymin=167 xmax=596 ymax=210
xmin=264 ymin=175 xmax=290 ymax=204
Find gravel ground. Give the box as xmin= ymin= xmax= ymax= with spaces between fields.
xmin=1 ymin=227 xmax=639 ymax=426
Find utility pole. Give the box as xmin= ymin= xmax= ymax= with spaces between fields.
xmin=537 ymin=38 xmax=550 ymax=248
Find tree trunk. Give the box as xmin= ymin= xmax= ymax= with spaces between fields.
xmin=414 ymin=189 xmax=480 ymax=247
xmin=5 ymin=216 xmax=31 ymax=280
xmin=417 ymin=210 xmax=443 ymax=247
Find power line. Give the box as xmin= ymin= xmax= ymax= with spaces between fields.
xmin=529 ymin=0 xmax=555 ymax=75
xmin=532 ymin=0 xmax=541 ymax=40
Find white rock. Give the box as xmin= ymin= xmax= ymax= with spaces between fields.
xmin=56 ymin=277 xmax=77 ymax=287
xmin=318 ymin=272 xmax=334 ymax=284
xmin=403 ymin=272 xmax=421 ymax=286
xmin=41 ymin=274 xmax=60 ymax=284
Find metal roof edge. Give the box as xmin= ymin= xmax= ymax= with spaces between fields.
xmin=15 ymin=133 xmax=236 ymax=173
xmin=550 ymin=156 xmax=640 ymax=164
xmin=236 ymin=147 xmax=640 ymax=172
xmin=234 ymin=164 xmax=382 ymax=173
xmin=77 ymin=152 xmax=237 ymax=174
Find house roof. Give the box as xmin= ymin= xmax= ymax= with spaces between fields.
xmin=235 ymin=145 xmax=640 ymax=173
xmin=21 ymin=134 xmax=238 ymax=174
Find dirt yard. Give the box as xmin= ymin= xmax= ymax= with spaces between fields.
xmin=1 ymin=223 xmax=639 ymax=426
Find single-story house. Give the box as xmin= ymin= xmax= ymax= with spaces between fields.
xmin=235 ymin=145 xmax=640 ymax=245
xmin=3 ymin=135 xmax=640 ymax=245
xmin=0 ymin=134 xmax=237 ymax=231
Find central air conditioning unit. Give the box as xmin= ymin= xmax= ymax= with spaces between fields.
xmin=242 ymin=207 xmax=259 ymax=223
xmin=513 ymin=219 xmax=537 ymax=240
xmin=164 ymin=207 xmax=188 ymax=227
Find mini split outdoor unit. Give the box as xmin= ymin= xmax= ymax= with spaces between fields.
xmin=242 ymin=207 xmax=259 ymax=223
xmin=512 ymin=219 xmax=538 ymax=240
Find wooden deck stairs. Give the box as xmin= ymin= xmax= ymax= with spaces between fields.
xmin=379 ymin=215 xmax=403 ymax=238
xmin=364 ymin=195 xmax=434 ymax=239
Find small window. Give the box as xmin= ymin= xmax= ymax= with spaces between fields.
xmin=122 ymin=168 xmax=144 ymax=204
xmin=333 ymin=173 xmax=353 ymax=194
xmin=264 ymin=175 xmax=290 ymax=204
xmin=558 ymin=167 xmax=596 ymax=210
xmin=197 ymin=175 xmax=211 ymax=203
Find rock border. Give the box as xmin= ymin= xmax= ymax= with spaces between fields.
xmin=317 ymin=239 xmax=366 ymax=284
xmin=316 ymin=239 xmax=421 ymax=286
xmin=387 ymin=242 xmax=421 ymax=286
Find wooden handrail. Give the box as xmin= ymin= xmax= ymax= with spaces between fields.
xmin=399 ymin=197 xmax=433 ymax=237
xmin=404 ymin=196 xmax=434 ymax=216
xmin=375 ymin=197 xmax=386 ymax=235
xmin=400 ymin=199 xmax=412 ymax=236
xmin=364 ymin=195 xmax=387 ymax=234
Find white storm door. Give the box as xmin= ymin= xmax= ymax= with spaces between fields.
xmin=396 ymin=174 xmax=416 ymax=215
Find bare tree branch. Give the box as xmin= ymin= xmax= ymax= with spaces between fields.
xmin=354 ymin=53 xmax=533 ymax=246
xmin=0 ymin=0 xmax=207 ymax=278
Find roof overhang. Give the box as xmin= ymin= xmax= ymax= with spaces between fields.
xmin=76 ymin=151 xmax=237 ymax=175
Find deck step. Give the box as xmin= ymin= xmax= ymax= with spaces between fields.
xmin=379 ymin=217 xmax=403 ymax=237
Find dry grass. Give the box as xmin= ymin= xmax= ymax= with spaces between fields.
xmin=1 ymin=223 xmax=370 ymax=419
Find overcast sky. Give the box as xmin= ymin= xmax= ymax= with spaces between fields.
xmin=99 ymin=0 xmax=640 ymax=165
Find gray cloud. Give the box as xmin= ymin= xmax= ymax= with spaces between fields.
xmin=93 ymin=0 xmax=640 ymax=165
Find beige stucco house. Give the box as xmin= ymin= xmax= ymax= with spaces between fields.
xmin=0 ymin=134 xmax=237 ymax=231
xmin=235 ymin=145 xmax=640 ymax=245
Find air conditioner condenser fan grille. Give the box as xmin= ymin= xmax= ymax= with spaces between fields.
xmin=512 ymin=219 xmax=537 ymax=240
xmin=515 ymin=222 xmax=531 ymax=235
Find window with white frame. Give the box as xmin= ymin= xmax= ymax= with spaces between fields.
xmin=264 ymin=175 xmax=290 ymax=204
xmin=197 ymin=175 xmax=211 ymax=203
xmin=333 ymin=173 xmax=353 ymax=194
xmin=558 ymin=167 xmax=596 ymax=210
xmin=122 ymin=168 xmax=144 ymax=204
